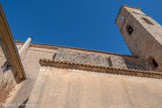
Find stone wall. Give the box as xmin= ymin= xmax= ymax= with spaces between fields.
xmin=55 ymin=48 xmax=110 ymax=67
xmin=26 ymin=66 xmax=162 ymax=108
xmin=115 ymin=5 xmax=162 ymax=72
xmin=55 ymin=48 xmax=153 ymax=71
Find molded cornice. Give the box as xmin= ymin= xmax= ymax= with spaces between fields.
xmin=39 ymin=58 xmax=162 ymax=79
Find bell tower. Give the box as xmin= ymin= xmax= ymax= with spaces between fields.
xmin=115 ymin=5 xmax=162 ymax=71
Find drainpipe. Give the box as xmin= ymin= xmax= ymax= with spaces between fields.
xmin=19 ymin=36 xmax=32 ymax=55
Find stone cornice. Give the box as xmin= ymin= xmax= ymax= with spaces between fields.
xmin=121 ymin=5 xmax=140 ymax=10
xmin=39 ymin=58 xmax=162 ymax=79
xmin=16 ymin=41 xmax=138 ymax=59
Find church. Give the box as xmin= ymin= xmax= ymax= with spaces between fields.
xmin=0 ymin=4 xmax=162 ymax=108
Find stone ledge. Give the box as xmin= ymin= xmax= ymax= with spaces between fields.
xmin=39 ymin=58 xmax=162 ymax=79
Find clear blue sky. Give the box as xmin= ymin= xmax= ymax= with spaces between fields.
xmin=0 ymin=0 xmax=162 ymax=55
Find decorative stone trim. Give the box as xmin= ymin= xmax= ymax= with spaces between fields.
xmin=16 ymin=41 xmax=138 ymax=59
xmin=39 ymin=58 xmax=162 ymax=79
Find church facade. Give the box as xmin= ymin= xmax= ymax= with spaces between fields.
xmin=0 ymin=4 xmax=162 ymax=108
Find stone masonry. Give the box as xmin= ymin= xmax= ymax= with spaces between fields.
xmin=55 ymin=48 xmax=153 ymax=71
xmin=115 ymin=5 xmax=162 ymax=71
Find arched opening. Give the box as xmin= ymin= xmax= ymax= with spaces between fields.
xmin=148 ymin=57 xmax=159 ymax=69
xmin=126 ymin=25 xmax=133 ymax=35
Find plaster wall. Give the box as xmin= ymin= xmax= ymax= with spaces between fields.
xmin=27 ymin=66 xmax=162 ymax=108
xmin=6 ymin=46 xmax=57 ymax=108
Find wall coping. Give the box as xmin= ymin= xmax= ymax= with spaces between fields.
xmin=16 ymin=41 xmax=138 ymax=59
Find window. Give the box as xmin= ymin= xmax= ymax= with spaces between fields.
xmin=148 ymin=57 xmax=159 ymax=69
xmin=152 ymin=58 xmax=159 ymax=67
xmin=1 ymin=61 xmax=10 ymax=73
xmin=142 ymin=17 xmax=154 ymax=25
xmin=126 ymin=25 xmax=134 ymax=35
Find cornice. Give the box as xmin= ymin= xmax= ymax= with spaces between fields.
xmin=16 ymin=41 xmax=138 ymax=59
xmin=121 ymin=5 xmax=140 ymax=10
xmin=39 ymin=58 xmax=162 ymax=79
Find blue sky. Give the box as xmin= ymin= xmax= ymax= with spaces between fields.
xmin=0 ymin=0 xmax=162 ymax=55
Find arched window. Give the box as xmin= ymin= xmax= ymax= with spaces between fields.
xmin=142 ymin=17 xmax=154 ymax=25
xmin=126 ymin=25 xmax=133 ymax=35
xmin=148 ymin=57 xmax=159 ymax=69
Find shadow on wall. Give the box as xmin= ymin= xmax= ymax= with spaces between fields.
xmin=52 ymin=53 xmax=57 ymax=59
xmin=123 ymin=57 xmax=153 ymax=71
xmin=18 ymin=98 xmax=29 ymax=108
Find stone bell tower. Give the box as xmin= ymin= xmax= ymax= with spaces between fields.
xmin=115 ymin=5 xmax=162 ymax=71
